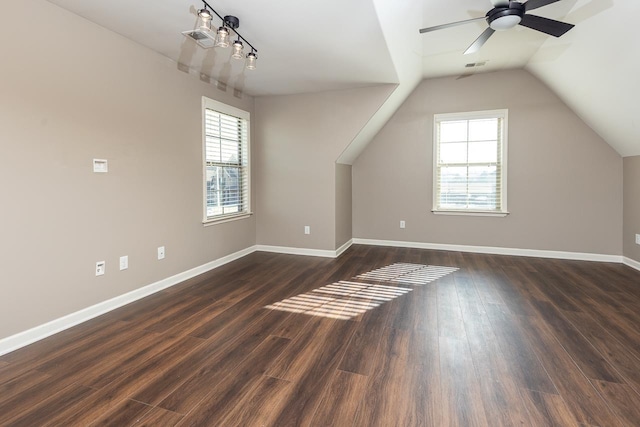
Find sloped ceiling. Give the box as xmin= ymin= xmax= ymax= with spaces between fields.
xmin=46 ymin=0 xmax=638 ymax=157
xmin=527 ymin=0 xmax=638 ymax=157
xmin=46 ymin=0 xmax=398 ymax=96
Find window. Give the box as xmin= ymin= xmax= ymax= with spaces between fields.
xmin=202 ymin=97 xmax=250 ymax=223
xmin=433 ymin=109 xmax=508 ymax=216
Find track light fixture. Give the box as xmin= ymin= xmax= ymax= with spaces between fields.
xmin=245 ymin=50 xmax=257 ymax=70
xmin=197 ymin=8 xmax=212 ymax=20
xmin=184 ymin=1 xmax=258 ymax=70
xmin=231 ymin=40 xmax=244 ymax=60
xmin=215 ymin=25 xmax=230 ymax=48
xmin=197 ymin=9 xmax=211 ymax=31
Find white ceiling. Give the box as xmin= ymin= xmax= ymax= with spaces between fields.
xmin=46 ymin=0 xmax=398 ymax=96
xmin=46 ymin=0 xmax=639 ymax=157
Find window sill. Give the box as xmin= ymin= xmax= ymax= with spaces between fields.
xmin=203 ymin=212 xmax=253 ymax=227
xmin=432 ymin=210 xmax=509 ymax=218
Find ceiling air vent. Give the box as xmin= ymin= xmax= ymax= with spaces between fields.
xmin=182 ymin=29 xmax=216 ymax=49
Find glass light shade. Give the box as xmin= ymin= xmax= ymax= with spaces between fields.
xmin=198 ymin=16 xmax=211 ymax=32
xmin=198 ymin=8 xmax=212 ymax=19
xmin=232 ymin=41 xmax=244 ymax=60
xmin=215 ymin=27 xmax=230 ymax=48
xmin=245 ymin=51 xmax=257 ymax=70
xmin=489 ymin=15 xmax=521 ymax=31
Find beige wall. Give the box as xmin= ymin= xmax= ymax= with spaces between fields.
xmin=624 ymin=156 xmax=640 ymax=262
xmin=353 ymin=70 xmax=623 ymax=255
xmin=335 ymin=163 xmax=353 ymax=249
xmin=0 ymin=0 xmax=255 ymax=339
xmin=253 ymin=85 xmax=394 ymax=251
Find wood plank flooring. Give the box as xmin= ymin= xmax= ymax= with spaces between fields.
xmin=2 ymin=245 xmax=640 ymax=426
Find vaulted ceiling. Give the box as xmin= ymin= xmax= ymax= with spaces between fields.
xmin=46 ymin=0 xmax=639 ymax=158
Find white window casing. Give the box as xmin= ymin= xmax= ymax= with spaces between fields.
xmin=433 ymin=109 xmax=508 ymax=217
xmin=202 ymin=97 xmax=251 ymax=224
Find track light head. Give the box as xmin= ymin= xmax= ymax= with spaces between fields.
xmin=232 ymin=40 xmax=244 ymax=59
xmin=198 ymin=8 xmax=212 ymax=19
xmin=246 ymin=51 xmax=257 ymax=70
xmin=215 ymin=26 xmax=230 ymax=48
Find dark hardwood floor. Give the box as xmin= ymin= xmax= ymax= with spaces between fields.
xmin=2 ymin=245 xmax=640 ymax=426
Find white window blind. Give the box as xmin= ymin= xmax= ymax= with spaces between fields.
xmin=203 ymin=98 xmax=250 ymax=222
xmin=433 ymin=110 xmax=507 ymax=215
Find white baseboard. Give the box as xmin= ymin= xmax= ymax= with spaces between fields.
xmin=255 ymin=244 xmax=336 ymax=258
xmin=336 ymin=239 xmax=354 ymax=257
xmin=352 ymin=238 xmax=623 ymax=263
xmin=0 ymin=245 xmax=256 ymax=357
xmin=0 ymin=241 xmax=357 ymax=356
xmin=1 ymin=238 xmax=629 ymax=356
xmin=255 ymin=240 xmax=354 ymax=259
xmin=624 ymin=257 xmax=640 ymax=272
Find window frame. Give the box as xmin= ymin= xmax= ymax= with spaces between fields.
xmin=432 ymin=109 xmax=509 ymax=217
xmin=202 ymin=96 xmax=252 ymax=225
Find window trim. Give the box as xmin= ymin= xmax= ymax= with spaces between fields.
xmin=201 ymin=96 xmax=252 ymax=225
xmin=432 ymin=109 xmax=509 ymax=217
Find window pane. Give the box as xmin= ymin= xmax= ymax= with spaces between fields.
xmin=468 ymin=119 xmax=498 ymax=141
xmin=439 ymin=142 xmax=467 ymax=164
xmin=468 ymin=165 xmax=498 ymax=210
xmin=220 ymin=142 xmax=239 ymax=164
xmin=440 ymin=121 xmax=467 ymax=143
xmin=206 ymin=166 xmax=221 ymax=217
xmin=204 ymin=104 xmax=249 ymax=220
xmin=221 ymin=166 xmax=241 ymax=208
xmin=468 ymin=141 xmax=498 ymax=163
xmin=206 ymin=165 xmax=243 ymax=216
xmin=439 ymin=166 xmax=468 ymax=208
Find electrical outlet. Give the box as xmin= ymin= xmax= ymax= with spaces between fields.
xmin=96 ymin=261 xmax=106 ymax=276
xmin=636 ymin=234 xmax=640 ymax=245
xmin=304 ymin=226 xmax=310 ymax=235
xmin=119 ymin=255 xmax=128 ymax=271
xmin=400 ymin=220 xmax=406 ymax=229
xmin=158 ymin=246 xmax=165 ymax=260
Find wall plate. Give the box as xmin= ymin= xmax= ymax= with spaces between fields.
xmin=96 ymin=261 xmax=106 ymax=276
xmin=93 ymin=159 xmax=108 ymax=173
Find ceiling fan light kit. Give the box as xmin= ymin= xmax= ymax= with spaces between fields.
xmin=182 ymin=1 xmax=259 ymax=70
xmin=488 ymin=2 xmax=524 ymax=30
xmin=419 ymin=0 xmax=574 ymax=55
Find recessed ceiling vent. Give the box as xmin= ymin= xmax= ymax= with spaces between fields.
xmin=182 ymin=29 xmax=216 ymax=48
xmin=465 ymin=61 xmax=487 ymax=68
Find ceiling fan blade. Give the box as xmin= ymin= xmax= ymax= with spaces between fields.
xmin=464 ymin=27 xmax=495 ymax=55
xmin=419 ymin=17 xmax=485 ymax=34
xmin=524 ymin=0 xmax=561 ymax=12
xmin=519 ymin=14 xmax=574 ymax=37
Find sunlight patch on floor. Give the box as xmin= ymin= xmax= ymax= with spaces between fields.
xmin=265 ymin=280 xmax=412 ymax=320
xmin=356 ymin=263 xmax=458 ymax=285
xmin=265 ymin=262 xmax=458 ymax=320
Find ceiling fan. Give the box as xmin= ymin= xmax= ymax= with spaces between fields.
xmin=419 ymin=0 xmax=575 ymax=55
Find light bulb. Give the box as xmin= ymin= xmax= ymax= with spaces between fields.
xmin=246 ymin=51 xmax=257 ymax=70
xmin=215 ymin=26 xmax=230 ymax=48
xmin=198 ymin=8 xmax=212 ymax=19
xmin=232 ymin=40 xmax=244 ymax=60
